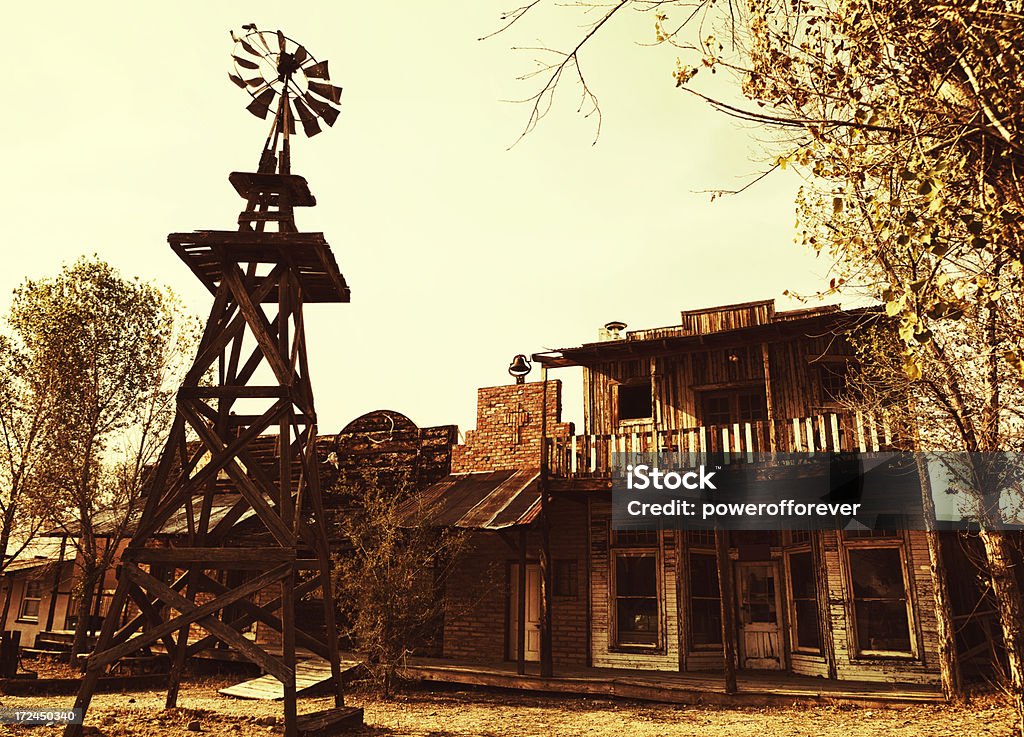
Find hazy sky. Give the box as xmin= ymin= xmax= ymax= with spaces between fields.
xmin=3 ymin=2 xmax=842 ymax=435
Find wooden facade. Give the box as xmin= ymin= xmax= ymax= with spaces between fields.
xmin=422 ymin=300 xmax=948 ymax=688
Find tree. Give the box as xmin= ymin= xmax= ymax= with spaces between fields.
xmin=5 ymin=256 xmax=199 ymax=659
xmin=331 ymin=469 xmax=470 ymax=696
xmin=0 ymin=334 xmax=51 ymax=632
xmin=495 ymin=0 xmax=1024 ymax=726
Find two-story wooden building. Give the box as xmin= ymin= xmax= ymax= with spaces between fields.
xmin=407 ymin=299 xmax=949 ymax=692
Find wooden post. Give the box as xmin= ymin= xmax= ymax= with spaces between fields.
xmin=281 ymin=574 xmax=298 ymax=737
xmin=714 ymin=528 xmax=737 ymax=694
xmin=517 ymin=529 xmax=527 ymax=675
xmin=539 ymin=368 xmax=555 ymax=679
xmin=761 ymin=342 xmax=776 ymax=454
xmin=812 ymin=531 xmax=838 ymax=680
xmin=45 ymin=536 xmax=67 ymax=632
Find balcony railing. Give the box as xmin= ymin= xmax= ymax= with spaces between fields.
xmin=545 ymin=411 xmax=901 ymax=478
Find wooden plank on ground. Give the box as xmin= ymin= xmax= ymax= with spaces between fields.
xmin=219 ymin=658 xmax=362 ymax=700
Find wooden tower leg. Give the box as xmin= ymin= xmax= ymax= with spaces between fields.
xmin=281 ymin=574 xmax=298 ymax=737
xmin=64 ymin=577 xmax=133 ymax=737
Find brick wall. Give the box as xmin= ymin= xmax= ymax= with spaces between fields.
xmin=451 ymin=380 xmax=572 ymax=474
xmin=442 ymin=497 xmax=589 ymax=666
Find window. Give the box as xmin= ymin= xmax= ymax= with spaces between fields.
xmin=554 ymin=559 xmax=578 ymax=598
xmin=617 ymin=383 xmax=652 ymax=421
xmin=19 ymin=578 xmax=44 ymax=622
xmin=613 ymin=529 xmax=659 ymax=547
xmin=688 ymin=551 xmax=722 ymax=649
xmin=818 ymin=363 xmax=848 ymax=404
xmin=613 ymin=553 xmax=659 ymax=647
xmin=700 ymin=389 xmax=767 ymax=427
xmin=787 ymin=551 xmax=821 ymax=652
xmin=847 ymin=547 xmax=912 ymax=655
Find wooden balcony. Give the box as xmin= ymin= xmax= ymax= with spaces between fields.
xmin=546 ymin=411 xmax=902 ymax=478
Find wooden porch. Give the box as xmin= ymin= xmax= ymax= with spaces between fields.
xmin=546 ymin=410 xmax=903 ymax=478
xmin=402 ymin=657 xmax=945 ymax=707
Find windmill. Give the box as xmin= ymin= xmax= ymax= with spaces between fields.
xmin=66 ymin=25 xmax=361 ymax=737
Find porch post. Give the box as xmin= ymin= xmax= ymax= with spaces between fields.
xmin=539 ymin=368 xmax=555 ymax=678
xmin=761 ymin=342 xmax=776 ymax=454
xmin=517 ymin=529 xmax=527 ymax=675
xmin=714 ymin=528 xmax=737 ymax=693
xmin=45 ymin=536 xmax=68 ymax=632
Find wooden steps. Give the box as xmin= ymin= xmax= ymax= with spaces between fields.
xmin=219 ymin=658 xmax=362 ymax=700
xmin=296 ymin=706 xmax=364 ymax=736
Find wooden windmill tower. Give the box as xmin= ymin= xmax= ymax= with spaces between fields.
xmin=67 ymin=25 xmax=361 ymax=737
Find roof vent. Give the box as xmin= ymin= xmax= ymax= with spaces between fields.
xmin=599 ymin=320 xmax=627 ymax=341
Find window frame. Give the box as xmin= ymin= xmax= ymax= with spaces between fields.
xmin=686 ymin=547 xmax=723 ymax=651
xmin=842 ymin=537 xmax=917 ymax=659
xmin=609 ymin=545 xmax=663 ymax=652
xmin=783 ymin=546 xmax=822 ymax=655
xmin=615 ymin=380 xmax=653 ymax=424
xmin=18 ymin=577 xmax=44 ymax=623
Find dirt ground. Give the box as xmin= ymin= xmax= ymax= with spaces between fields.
xmin=0 ymin=675 xmax=1017 ymax=737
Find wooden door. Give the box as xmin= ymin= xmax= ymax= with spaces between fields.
xmin=509 ymin=563 xmax=542 ymax=662
xmin=736 ymin=562 xmax=783 ymax=670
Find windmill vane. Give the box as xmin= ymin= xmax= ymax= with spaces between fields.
xmin=228 ymin=24 xmax=343 ymax=139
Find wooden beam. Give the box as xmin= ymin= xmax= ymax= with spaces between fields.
xmin=714 ymin=529 xmax=737 ymax=694
xmin=122 ymin=547 xmax=297 ymax=566
xmin=517 ymin=529 xmax=527 ymax=676
xmin=89 ymin=563 xmax=291 ymax=682
xmin=539 ymin=368 xmax=555 ymax=679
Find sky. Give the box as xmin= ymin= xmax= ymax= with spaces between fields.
xmin=2 ymin=2 xmax=843 ymax=435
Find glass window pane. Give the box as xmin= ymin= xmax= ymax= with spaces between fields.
xmin=789 ymin=551 xmax=816 ymax=600
xmin=848 ymin=547 xmax=911 ymax=653
xmin=691 ymin=598 xmax=722 ymax=647
xmin=795 ymin=600 xmax=821 ymax=649
xmin=616 ymin=555 xmax=657 ymax=597
xmin=617 ymin=599 xmax=659 ymax=645
xmin=689 ymin=552 xmax=720 ymax=598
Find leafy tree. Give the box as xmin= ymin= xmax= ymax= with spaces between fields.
xmin=0 ymin=335 xmax=51 ymax=632
xmin=5 ymin=256 xmax=199 ymax=658
xmin=496 ymin=0 xmax=1024 ymax=725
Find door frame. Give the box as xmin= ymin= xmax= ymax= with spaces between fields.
xmin=508 ymin=562 xmax=542 ymax=663
xmin=734 ymin=560 xmax=784 ymax=670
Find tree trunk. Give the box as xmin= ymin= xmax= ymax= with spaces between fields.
xmin=70 ymin=563 xmax=97 ymax=665
xmin=915 ymin=456 xmax=962 ymax=701
xmin=979 ymin=527 xmax=1024 ymax=734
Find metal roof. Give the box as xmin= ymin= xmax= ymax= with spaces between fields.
xmin=397 ymin=468 xmax=541 ymax=530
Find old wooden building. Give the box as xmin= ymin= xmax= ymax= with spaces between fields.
xmin=407 ymin=299 xmax=950 ymax=688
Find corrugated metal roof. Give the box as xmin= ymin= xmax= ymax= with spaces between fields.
xmin=397 ymin=468 xmax=541 ymax=530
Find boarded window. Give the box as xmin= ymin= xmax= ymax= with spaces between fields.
xmin=848 ymin=547 xmax=912 ymax=655
xmin=618 ymin=383 xmax=652 ymax=421
xmin=688 ymin=551 xmax=722 ymax=649
xmin=614 ymin=553 xmax=659 ymax=647
xmin=19 ymin=578 xmax=43 ymax=622
xmin=787 ymin=551 xmax=821 ymax=651
xmin=554 ymin=559 xmax=578 ymax=598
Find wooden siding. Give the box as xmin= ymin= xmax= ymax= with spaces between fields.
xmin=580 ymin=332 xmax=852 ymax=437
xmin=589 ymin=500 xmax=680 ymax=671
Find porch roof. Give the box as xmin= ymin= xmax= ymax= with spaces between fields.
xmin=397 ymin=468 xmax=541 ymax=530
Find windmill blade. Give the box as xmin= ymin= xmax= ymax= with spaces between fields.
xmin=233 ymin=55 xmax=260 ymax=70
xmin=303 ymin=60 xmax=329 ymax=79
xmin=246 ymin=75 xmax=267 ymax=87
xmin=246 ymin=88 xmax=276 ymax=119
xmin=292 ymin=97 xmax=322 ymax=137
xmin=239 ymin=39 xmax=262 ymax=58
xmin=294 ymin=45 xmax=308 ymax=65
xmin=303 ymin=92 xmax=340 ymax=127
xmin=307 ymin=80 xmax=343 ymax=104
xmin=228 ymin=73 xmax=247 ymax=89
xmin=277 ymin=30 xmax=286 ymax=54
